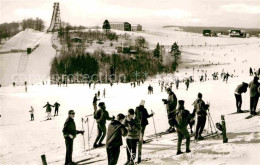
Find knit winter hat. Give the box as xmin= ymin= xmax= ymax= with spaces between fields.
xmin=178 ymin=100 xmax=185 ymax=106
xmin=98 ymin=102 xmax=105 ymax=107
xmin=68 ymin=110 xmax=75 ymax=114
xmin=140 ymin=100 xmax=145 ymax=106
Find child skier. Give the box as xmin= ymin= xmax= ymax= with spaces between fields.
xmin=29 ymin=106 xmax=34 ymax=121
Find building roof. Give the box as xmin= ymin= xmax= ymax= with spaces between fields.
xmin=110 ymin=22 xmax=125 ymax=24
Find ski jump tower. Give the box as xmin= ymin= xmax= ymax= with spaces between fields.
xmin=47 ymin=2 xmax=61 ymax=32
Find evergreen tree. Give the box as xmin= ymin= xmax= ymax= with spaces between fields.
xmin=153 ymin=42 xmax=160 ymax=59
xmin=102 ymin=20 xmax=111 ymax=34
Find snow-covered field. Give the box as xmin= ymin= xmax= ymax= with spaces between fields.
xmin=0 ymin=28 xmax=260 ymax=165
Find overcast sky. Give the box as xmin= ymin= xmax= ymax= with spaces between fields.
xmin=0 ymin=0 xmax=259 ymax=28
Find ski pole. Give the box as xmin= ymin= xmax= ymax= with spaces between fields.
xmin=124 ymin=137 xmax=135 ymax=163
xmin=90 ymin=119 xmax=95 ymax=139
xmin=151 ymin=110 xmax=158 ymax=140
xmin=86 ymin=117 xmax=91 ymax=154
xmin=81 ymin=118 xmax=86 ymax=151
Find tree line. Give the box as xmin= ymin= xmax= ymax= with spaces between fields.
xmin=50 ymin=52 xmax=99 ymax=83
xmin=0 ymin=18 xmax=45 ymax=43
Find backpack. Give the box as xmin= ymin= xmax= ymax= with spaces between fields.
xmin=135 ymin=107 xmax=142 ymax=122
xmin=196 ymin=99 xmax=206 ymax=116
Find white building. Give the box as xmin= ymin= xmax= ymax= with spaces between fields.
xmin=131 ymin=24 xmax=142 ymax=31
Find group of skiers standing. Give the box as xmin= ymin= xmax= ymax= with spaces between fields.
xmin=163 ymin=87 xmax=210 ymax=144
xmin=92 ymin=100 xmax=153 ymax=165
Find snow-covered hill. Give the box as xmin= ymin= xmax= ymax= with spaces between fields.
xmin=0 ymin=29 xmax=56 ymax=87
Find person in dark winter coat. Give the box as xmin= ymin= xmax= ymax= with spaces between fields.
xmin=249 ymin=67 xmax=253 ymax=76
xmin=29 ymin=106 xmax=34 ymax=121
xmin=43 ymin=102 xmax=53 ymax=120
xmin=249 ymin=76 xmax=260 ymax=115
xmin=185 ymin=79 xmax=190 ymax=90
xmin=93 ymin=94 xmax=100 ymax=113
xmin=53 ymin=102 xmax=60 ymax=116
xmin=234 ymin=82 xmax=248 ymax=113
xmin=135 ymin=100 xmax=153 ymax=140
xmin=135 ymin=100 xmax=153 ymax=163
xmin=97 ymin=90 xmax=100 ymax=98
xmin=148 ymin=85 xmax=153 ymax=95
xmin=193 ymin=93 xmax=207 ymax=140
xmin=175 ymin=100 xmax=192 ymax=155
xmin=176 ymin=78 xmax=180 ymax=89
xmin=124 ymin=109 xmax=141 ymax=165
xmin=62 ymin=110 xmax=84 ymax=165
xmin=93 ymin=102 xmax=114 ymax=148
xmin=164 ymin=88 xmax=177 ymax=133
xmin=106 ymin=113 xmax=128 ymax=165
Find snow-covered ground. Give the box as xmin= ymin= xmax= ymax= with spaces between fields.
xmin=0 ymin=28 xmax=260 ymax=165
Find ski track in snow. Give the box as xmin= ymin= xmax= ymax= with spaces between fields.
xmin=0 ymin=28 xmax=260 ymax=165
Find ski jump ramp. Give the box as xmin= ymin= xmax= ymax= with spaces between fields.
xmin=47 ymin=2 xmax=61 ymax=32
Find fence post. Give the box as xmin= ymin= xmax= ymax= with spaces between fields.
xmin=41 ymin=154 xmax=47 ymax=165
xmin=221 ymin=115 xmax=228 ymax=143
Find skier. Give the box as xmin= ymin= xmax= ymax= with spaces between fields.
xmin=225 ymin=72 xmax=230 ymax=83
xmin=106 ymin=113 xmax=128 ymax=165
xmin=163 ymin=88 xmax=177 ymax=133
xmin=13 ymin=82 xmax=15 ymax=87
xmin=29 ymin=106 xmax=34 ymax=121
xmin=103 ymin=88 xmax=106 ymax=98
xmin=135 ymin=100 xmax=153 ymax=163
xmin=249 ymin=76 xmax=260 ymax=115
xmin=185 ymin=78 xmax=190 ymax=91
xmin=161 ymin=83 xmax=164 ymax=92
xmin=175 ymin=100 xmax=191 ymax=155
xmin=124 ymin=109 xmax=141 ymax=165
xmin=148 ymin=85 xmax=152 ymax=95
xmin=43 ymin=102 xmax=53 ymax=120
xmin=193 ymin=93 xmax=207 ymax=140
xmin=93 ymin=94 xmax=100 ymax=113
xmin=176 ymin=78 xmax=180 ymax=89
xmin=62 ymin=110 xmax=84 ymax=165
xmin=53 ymin=102 xmax=60 ymax=116
xmin=97 ymin=90 xmax=100 ymax=98
xmin=93 ymin=102 xmax=114 ymax=148
xmin=200 ymin=75 xmax=204 ymax=82
xmin=249 ymin=67 xmax=253 ymax=76
xmin=234 ymin=82 xmax=248 ymax=113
